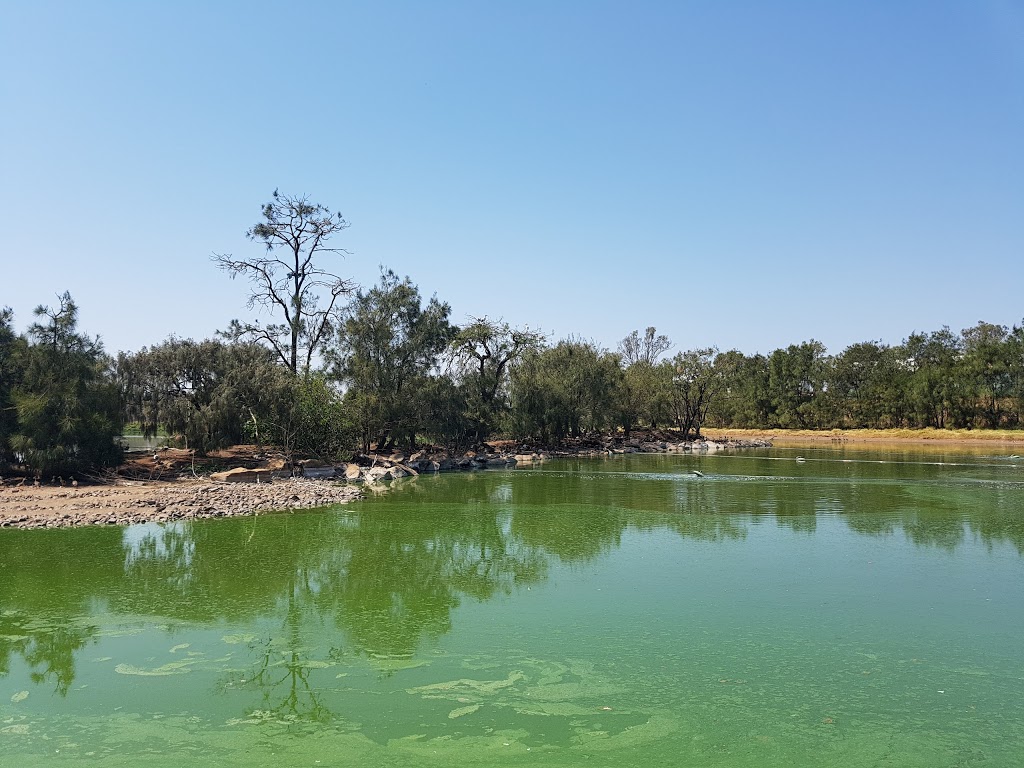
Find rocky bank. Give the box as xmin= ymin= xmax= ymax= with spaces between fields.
xmin=0 ymin=434 xmax=771 ymax=530
xmin=0 ymin=478 xmax=362 ymax=530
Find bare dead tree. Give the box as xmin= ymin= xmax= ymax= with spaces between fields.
xmin=213 ymin=190 xmax=353 ymax=374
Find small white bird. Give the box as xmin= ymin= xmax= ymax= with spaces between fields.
xmin=796 ymin=456 xmax=807 ymax=463
xmin=691 ymin=470 xmax=705 ymax=478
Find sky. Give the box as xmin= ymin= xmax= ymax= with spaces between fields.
xmin=1 ymin=0 xmax=1022 ymax=358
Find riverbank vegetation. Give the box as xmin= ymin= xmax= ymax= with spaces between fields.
xmin=3 ymin=192 xmax=1024 ymax=477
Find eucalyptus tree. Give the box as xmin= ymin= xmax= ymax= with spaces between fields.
xmin=705 ymin=350 xmax=772 ymax=428
xmin=449 ymin=318 xmax=545 ymax=442
xmin=961 ymin=321 xmax=1013 ymax=428
xmin=10 ymin=293 xmax=122 ymax=475
xmin=617 ymin=359 xmax=672 ymax=435
xmin=0 ymin=307 xmax=26 ymax=467
xmin=214 ymin=190 xmax=353 ymax=374
xmin=899 ymin=328 xmax=965 ymax=428
xmin=616 ymin=327 xmax=674 ymax=436
xmin=118 ymin=338 xmax=290 ymax=454
xmin=618 ymin=327 xmax=672 ymax=367
xmin=329 ymin=271 xmax=455 ymax=452
xmin=510 ymin=340 xmax=622 ymax=442
xmin=1007 ymin=322 xmax=1024 ymax=426
xmin=828 ymin=341 xmax=907 ymax=428
xmin=665 ymin=348 xmax=721 ymax=438
xmin=766 ymin=341 xmax=830 ymax=428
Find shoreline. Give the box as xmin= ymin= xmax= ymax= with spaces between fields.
xmin=0 ymin=477 xmax=363 ymax=530
xmin=0 ymin=436 xmax=771 ymax=530
xmin=703 ymin=427 xmax=1024 ymax=447
xmin=14 ymin=427 xmax=1021 ymax=530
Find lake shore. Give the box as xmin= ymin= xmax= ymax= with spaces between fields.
xmin=0 ymin=434 xmax=773 ymax=530
xmin=0 ymin=477 xmax=364 ymax=530
xmin=7 ymin=428 xmax=1021 ymax=530
xmin=704 ymin=427 xmax=1024 ymax=446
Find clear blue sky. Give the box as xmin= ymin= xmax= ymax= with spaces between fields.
xmin=2 ymin=1 xmax=1022 ymax=358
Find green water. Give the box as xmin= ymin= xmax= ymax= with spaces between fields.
xmin=2 ymin=446 xmax=1023 ymax=766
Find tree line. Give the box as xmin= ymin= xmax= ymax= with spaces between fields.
xmin=3 ymin=191 xmax=1023 ymax=476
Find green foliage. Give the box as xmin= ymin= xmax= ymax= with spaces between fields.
xmin=118 ymin=338 xmax=291 ymax=454
xmin=898 ymin=328 xmax=966 ymax=428
xmin=0 ymin=307 xmax=27 ymax=466
xmin=8 ymin=293 xmax=122 ymax=475
xmin=417 ymin=376 xmax=474 ymax=451
xmin=266 ymin=373 xmax=352 ymax=461
xmin=707 ymin=350 xmax=772 ymax=428
xmin=328 ymin=270 xmax=455 ymax=452
xmin=766 ymin=341 xmax=829 ymax=428
xmin=826 ymin=341 xmax=906 ymax=428
xmin=615 ymin=327 xmax=675 ymax=435
xmin=664 ymin=348 xmax=720 ymax=438
xmin=510 ymin=340 xmax=622 ymax=441
xmin=450 ymin=318 xmax=545 ymax=442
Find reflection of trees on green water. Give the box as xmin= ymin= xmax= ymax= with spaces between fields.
xmin=0 ymin=529 xmax=124 ymax=695
xmin=219 ymin=579 xmax=338 ymax=725
xmin=0 ymin=613 xmax=94 ymax=696
xmin=2 ymin=461 xmax=1023 ymax=701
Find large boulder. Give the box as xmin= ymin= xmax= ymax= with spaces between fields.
xmin=210 ymin=467 xmax=275 ymax=484
xmin=364 ymin=466 xmax=394 ymax=484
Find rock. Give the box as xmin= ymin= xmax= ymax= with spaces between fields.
xmin=300 ymin=466 xmax=339 ymax=479
xmin=364 ymin=467 xmax=393 ymax=484
xmin=210 ymin=467 xmax=275 ymax=484
xmin=344 ymin=464 xmax=364 ymax=482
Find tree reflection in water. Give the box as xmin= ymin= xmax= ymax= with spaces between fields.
xmin=1 ymin=455 xmax=1023 ymax=706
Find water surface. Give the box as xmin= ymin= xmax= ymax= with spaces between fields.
xmin=2 ymin=446 xmax=1022 ymax=766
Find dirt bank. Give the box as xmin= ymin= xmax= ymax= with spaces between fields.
xmin=0 ymin=478 xmax=362 ymax=530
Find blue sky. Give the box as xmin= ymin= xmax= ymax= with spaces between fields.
xmin=2 ymin=1 xmax=1022 ymax=358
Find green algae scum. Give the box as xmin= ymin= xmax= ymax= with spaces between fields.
xmin=2 ymin=446 xmax=1023 ymax=766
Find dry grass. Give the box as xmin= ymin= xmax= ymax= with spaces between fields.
xmin=703 ymin=427 xmax=1024 ymax=445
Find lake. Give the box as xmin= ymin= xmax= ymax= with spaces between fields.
xmin=2 ymin=446 xmax=1022 ymax=766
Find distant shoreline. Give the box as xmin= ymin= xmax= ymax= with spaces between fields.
xmin=704 ymin=427 xmax=1024 ymax=447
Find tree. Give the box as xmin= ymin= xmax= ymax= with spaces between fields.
xmin=0 ymin=308 xmax=27 ymax=467
xmin=510 ymin=340 xmax=622 ymax=442
xmin=449 ymin=318 xmax=545 ymax=442
xmin=665 ymin=348 xmax=720 ymax=438
xmin=214 ymin=190 xmax=353 ymax=374
xmin=10 ymin=293 xmax=122 ymax=475
xmin=705 ymin=350 xmax=772 ymax=429
xmin=328 ymin=271 xmax=455 ymax=453
xmin=828 ymin=341 xmax=906 ymax=428
xmin=899 ymin=328 xmax=965 ymax=428
xmin=615 ymin=327 xmax=674 ymax=436
xmin=961 ymin=321 xmax=1012 ymax=428
xmin=118 ymin=338 xmax=289 ymax=454
xmin=618 ymin=327 xmax=672 ymax=367
xmin=766 ymin=341 xmax=830 ymax=428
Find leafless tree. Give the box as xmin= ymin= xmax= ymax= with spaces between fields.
xmin=213 ymin=190 xmax=353 ymax=374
